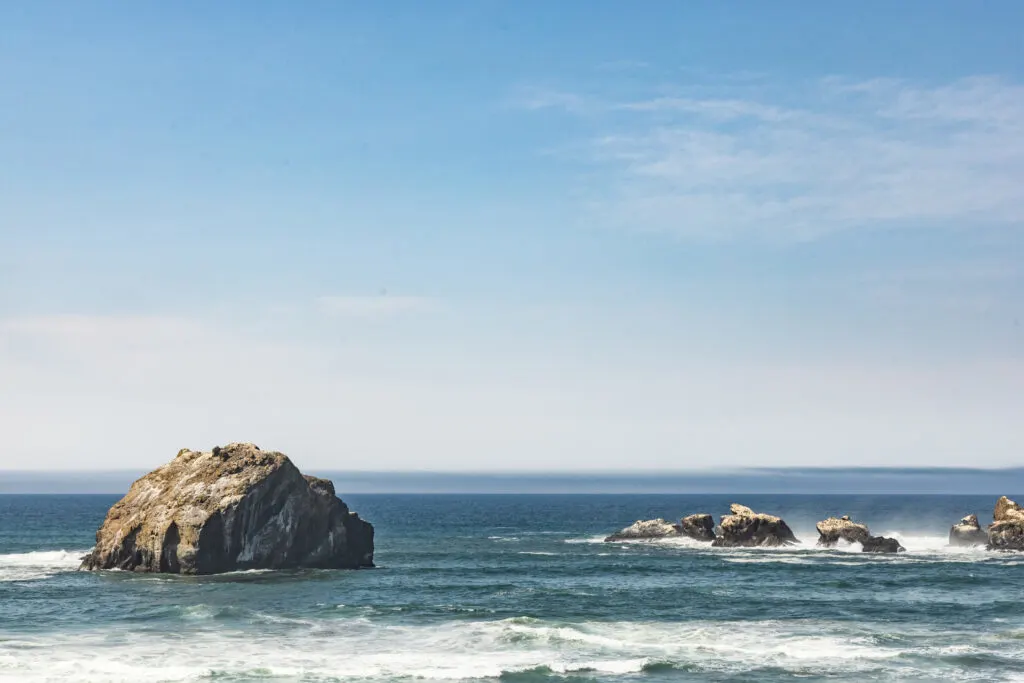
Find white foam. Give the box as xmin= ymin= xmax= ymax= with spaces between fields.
xmin=564 ymin=535 xmax=608 ymax=544
xmin=582 ymin=528 xmax=1001 ymax=565
xmin=0 ymin=550 xmax=87 ymax=582
xmin=0 ymin=616 xmax=929 ymax=681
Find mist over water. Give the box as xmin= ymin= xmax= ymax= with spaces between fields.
xmin=2 ymin=493 xmax=1023 ymax=681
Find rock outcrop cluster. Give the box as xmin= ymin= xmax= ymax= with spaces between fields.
xmin=81 ymin=443 xmax=374 ymax=574
xmin=606 ymin=504 xmax=799 ymax=547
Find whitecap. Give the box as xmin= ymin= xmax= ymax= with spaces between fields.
xmin=0 ymin=549 xmax=87 ymax=582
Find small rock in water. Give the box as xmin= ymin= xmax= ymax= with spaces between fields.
xmin=948 ymin=514 xmax=988 ymax=547
xmin=711 ymin=503 xmax=799 ymax=548
xmin=861 ymin=536 xmax=905 ymax=553
xmin=604 ymin=518 xmax=680 ymax=542
xmin=816 ymin=515 xmax=871 ymax=547
xmin=679 ymin=513 xmax=716 ymax=542
xmin=604 ymin=513 xmax=718 ymax=542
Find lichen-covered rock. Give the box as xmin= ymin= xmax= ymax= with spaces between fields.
xmin=604 ymin=518 xmax=679 ymax=542
xmin=711 ymin=503 xmax=799 ymax=548
xmin=988 ymin=496 xmax=1024 ymax=551
xmin=948 ymin=514 xmax=988 ymax=547
xmin=679 ymin=513 xmax=716 ymax=542
xmin=816 ymin=515 xmax=870 ymax=547
xmin=861 ymin=536 xmax=905 ymax=553
xmin=80 ymin=443 xmax=374 ymax=574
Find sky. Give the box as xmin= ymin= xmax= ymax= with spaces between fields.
xmin=1 ymin=2 xmax=1022 ymax=472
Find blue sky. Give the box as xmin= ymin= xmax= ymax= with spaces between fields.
xmin=2 ymin=2 xmax=1022 ymax=470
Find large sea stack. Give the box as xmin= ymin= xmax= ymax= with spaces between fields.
xmin=711 ymin=503 xmax=799 ymax=548
xmin=80 ymin=443 xmax=374 ymax=574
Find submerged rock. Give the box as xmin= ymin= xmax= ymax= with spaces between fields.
xmin=711 ymin=504 xmax=799 ymax=548
xmin=948 ymin=514 xmax=988 ymax=547
xmin=988 ymin=496 xmax=1024 ymax=551
xmin=80 ymin=443 xmax=374 ymax=574
xmin=679 ymin=513 xmax=716 ymax=542
xmin=604 ymin=518 xmax=680 ymax=542
xmin=816 ymin=515 xmax=870 ymax=547
xmin=861 ymin=536 xmax=905 ymax=553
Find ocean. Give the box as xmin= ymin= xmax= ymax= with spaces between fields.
xmin=1 ymin=492 xmax=1022 ymax=682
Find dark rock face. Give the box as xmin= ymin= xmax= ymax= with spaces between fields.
xmin=948 ymin=514 xmax=988 ymax=547
xmin=679 ymin=513 xmax=716 ymax=542
xmin=861 ymin=536 xmax=905 ymax=553
xmin=604 ymin=518 xmax=680 ymax=542
xmin=816 ymin=515 xmax=870 ymax=547
xmin=711 ymin=504 xmax=799 ymax=548
xmin=80 ymin=443 xmax=374 ymax=574
xmin=987 ymin=496 xmax=1024 ymax=551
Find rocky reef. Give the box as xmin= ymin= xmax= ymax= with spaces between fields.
xmin=816 ymin=515 xmax=870 ymax=547
xmin=604 ymin=513 xmax=716 ymax=542
xmin=604 ymin=518 xmax=680 ymax=542
xmin=711 ymin=504 xmax=799 ymax=548
xmin=948 ymin=514 xmax=988 ymax=547
xmin=80 ymin=443 xmax=374 ymax=574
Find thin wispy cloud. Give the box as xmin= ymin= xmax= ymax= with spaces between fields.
xmin=525 ymin=76 xmax=1024 ymax=241
xmin=317 ymin=295 xmax=435 ymax=317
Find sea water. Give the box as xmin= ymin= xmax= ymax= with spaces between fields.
xmin=1 ymin=493 xmax=1022 ymax=682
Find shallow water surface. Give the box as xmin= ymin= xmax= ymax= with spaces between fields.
xmin=1 ymin=493 xmax=1021 ymax=682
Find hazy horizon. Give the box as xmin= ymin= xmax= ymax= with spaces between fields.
xmin=5 ymin=465 xmax=1024 ymax=495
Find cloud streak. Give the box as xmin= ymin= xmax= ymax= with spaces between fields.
xmin=526 ymin=76 xmax=1024 ymax=241
xmin=317 ymin=295 xmax=435 ymax=317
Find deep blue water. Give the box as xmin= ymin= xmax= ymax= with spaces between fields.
xmin=2 ymin=493 xmax=1023 ymax=681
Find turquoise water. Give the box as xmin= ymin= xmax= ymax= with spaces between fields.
xmin=2 ymin=493 xmax=1023 ymax=681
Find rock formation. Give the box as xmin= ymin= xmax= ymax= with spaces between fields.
xmin=80 ymin=443 xmax=374 ymax=574
xmin=604 ymin=513 xmax=717 ymax=542
xmin=988 ymin=496 xmax=1024 ymax=551
xmin=861 ymin=536 xmax=905 ymax=553
xmin=711 ymin=504 xmax=799 ymax=548
xmin=604 ymin=518 xmax=680 ymax=542
xmin=679 ymin=513 xmax=716 ymax=542
xmin=816 ymin=515 xmax=870 ymax=547
xmin=948 ymin=514 xmax=988 ymax=547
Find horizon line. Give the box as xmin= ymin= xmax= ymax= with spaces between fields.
xmin=3 ymin=465 xmax=1024 ymax=476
